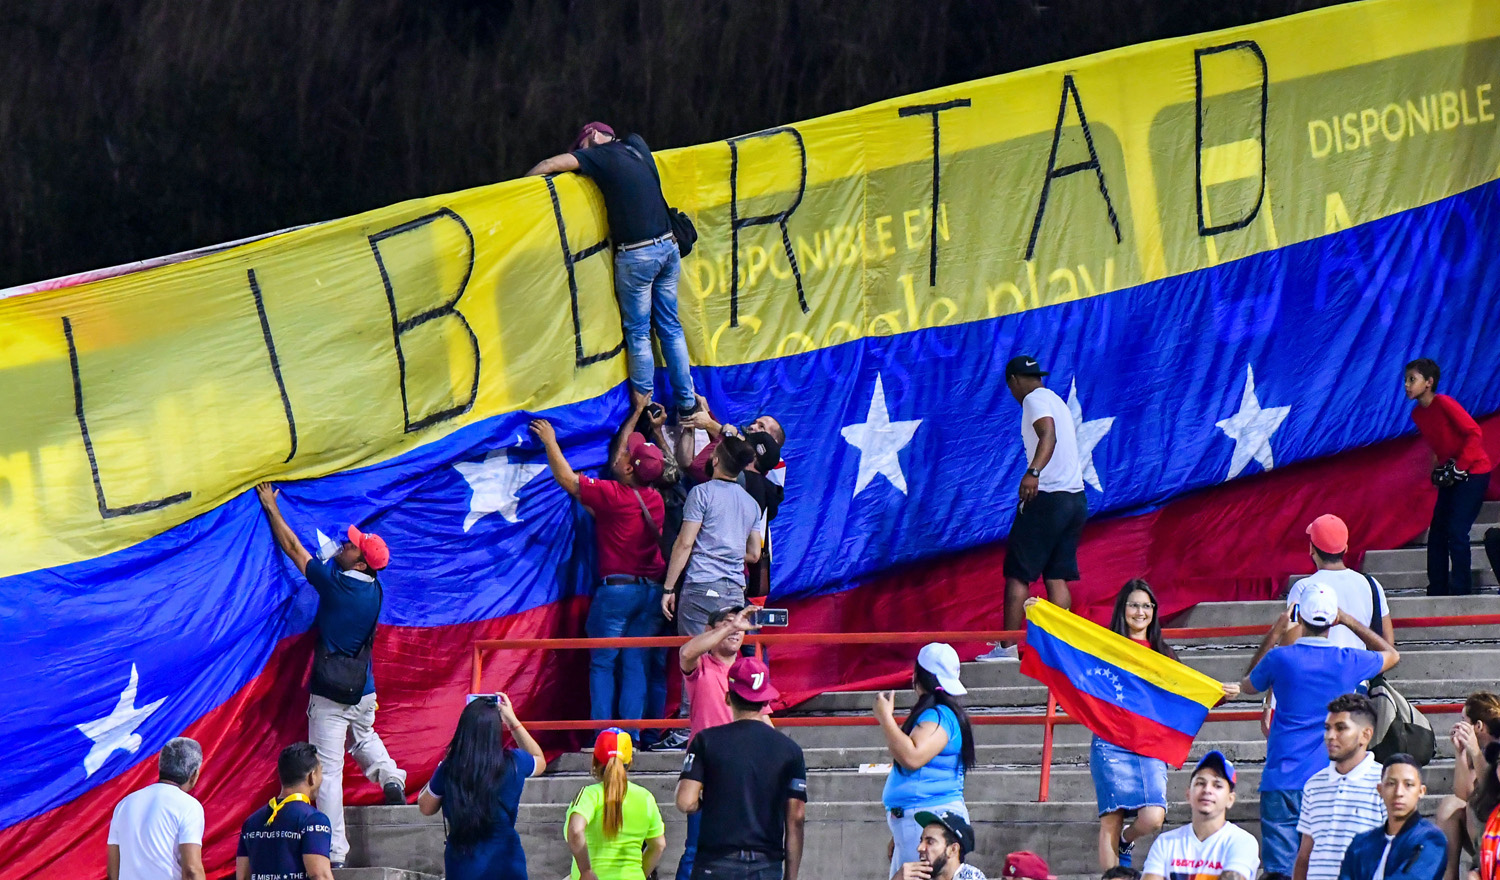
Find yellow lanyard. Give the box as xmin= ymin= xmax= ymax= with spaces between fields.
xmin=266 ymin=793 xmax=311 ymax=825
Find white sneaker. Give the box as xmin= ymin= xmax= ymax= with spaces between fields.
xmin=974 ymin=643 xmax=1019 ymax=662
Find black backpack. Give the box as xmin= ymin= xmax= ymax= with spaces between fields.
xmin=309 ymin=578 xmax=383 ymax=706
xmin=1363 ymin=574 xmax=1436 ymax=764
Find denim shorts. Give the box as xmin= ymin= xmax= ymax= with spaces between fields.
xmin=1090 ymin=736 xmax=1167 ymax=815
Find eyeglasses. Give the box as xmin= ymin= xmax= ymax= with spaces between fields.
xmin=1125 ymin=602 xmax=1156 ymax=611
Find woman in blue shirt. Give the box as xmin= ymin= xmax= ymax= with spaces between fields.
xmin=418 ymin=694 xmax=547 ymax=879
xmin=873 ymin=642 xmax=975 ymax=880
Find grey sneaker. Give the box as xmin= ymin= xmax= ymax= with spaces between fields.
xmin=382 ymin=781 xmax=406 ymax=805
xmin=974 ymin=643 xmax=1019 ymax=662
xmin=650 ymin=728 xmax=691 ymax=750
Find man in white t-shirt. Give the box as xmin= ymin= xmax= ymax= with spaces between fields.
xmin=979 ymin=355 xmax=1087 ymax=662
xmin=106 ymin=737 xmax=207 ymax=880
xmin=1295 ymin=694 xmax=1386 ymax=880
xmin=1143 ymin=750 xmax=1260 ymax=880
xmin=1285 ymin=515 xmax=1396 ymax=650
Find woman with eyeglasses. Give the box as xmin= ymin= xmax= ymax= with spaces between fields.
xmin=1092 ymin=581 xmax=1188 ymax=872
xmin=418 ymin=694 xmax=547 ymax=879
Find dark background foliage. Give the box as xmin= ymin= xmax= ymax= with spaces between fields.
xmin=0 ymin=0 xmax=1352 ymax=288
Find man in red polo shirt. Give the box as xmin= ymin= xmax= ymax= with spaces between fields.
xmin=1404 ymin=358 xmax=1494 ymax=596
xmin=532 ymin=403 xmax=669 ymax=722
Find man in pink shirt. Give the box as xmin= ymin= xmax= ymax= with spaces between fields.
xmin=679 ymin=606 xmax=757 ymax=740
xmin=673 ymin=604 xmax=758 ymax=880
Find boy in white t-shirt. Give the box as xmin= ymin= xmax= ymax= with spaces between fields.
xmin=1143 ymin=750 xmax=1260 ymax=880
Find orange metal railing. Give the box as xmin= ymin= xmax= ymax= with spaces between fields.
xmin=472 ymin=613 xmax=1497 ymax=801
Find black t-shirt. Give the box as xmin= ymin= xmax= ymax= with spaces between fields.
xmin=680 ymin=718 xmax=808 ymax=860
xmin=571 ymin=133 xmax=671 ymax=245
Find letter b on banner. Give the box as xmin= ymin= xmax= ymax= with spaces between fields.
xmin=367 ymin=209 xmax=481 ymax=433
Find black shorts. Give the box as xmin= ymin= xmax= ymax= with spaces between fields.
xmin=1004 ymin=490 xmax=1088 ymax=584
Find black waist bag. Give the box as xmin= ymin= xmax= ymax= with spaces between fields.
xmin=310 ymin=579 xmax=383 ymax=706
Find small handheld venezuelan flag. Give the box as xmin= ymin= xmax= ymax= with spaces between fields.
xmin=1020 ymin=600 xmax=1224 ymax=767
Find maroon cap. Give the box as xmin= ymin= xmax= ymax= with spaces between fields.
xmin=572 ymin=121 xmax=615 ymax=150
xmin=626 ymin=433 xmax=665 ymax=484
xmin=1004 ymin=852 xmax=1056 ymax=880
xmin=727 ymin=656 xmax=779 ymax=703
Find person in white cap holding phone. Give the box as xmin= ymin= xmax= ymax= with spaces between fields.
xmin=1237 ymin=584 xmax=1400 ymax=880
xmin=875 ymin=643 xmax=977 ymax=878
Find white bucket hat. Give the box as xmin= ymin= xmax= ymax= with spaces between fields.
xmin=916 ymin=642 xmax=967 ymax=696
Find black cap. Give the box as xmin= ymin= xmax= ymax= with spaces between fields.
xmin=913 ymin=809 xmax=975 ymax=855
xmin=747 ymin=431 xmax=782 ymax=473
xmin=1004 ymin=355 xmax=1049 ymax=377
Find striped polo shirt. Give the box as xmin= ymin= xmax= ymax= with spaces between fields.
xmin=1297 ymin=752 xmax=1387 ymax=880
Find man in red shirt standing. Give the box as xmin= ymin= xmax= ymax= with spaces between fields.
xmin=532 ymin=402 xmax=669 ymax=721
xmin=1405 ymin=358 xmax=1493 ymax=596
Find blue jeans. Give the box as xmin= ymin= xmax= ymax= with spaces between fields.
xmin=586 ymin=581 xmax=663 ymax=721
xmin=676 ymin=810 xmax=701 ymax=880
xmin=1429 ymin=470 xmax=1492 ymax=595
xmin=614 ymin=240 xmax=695 ymax=413
xmin=1260 ymin=788 xmax=1304 ymax=876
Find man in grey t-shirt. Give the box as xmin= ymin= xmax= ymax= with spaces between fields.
xmin=662 ymin=434 xmax=763 ymax=637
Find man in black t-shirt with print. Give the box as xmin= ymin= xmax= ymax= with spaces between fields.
xmin=527 ymin=121 xmax=698 ymax=419
xmin=237 ymin=743 xmax=334 ymax=880
xmin=675 ymin=656 xmax=806 ymax=880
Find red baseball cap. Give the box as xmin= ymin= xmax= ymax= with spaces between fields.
xmin=1306 ymin=514 xmax=1349 ymax=555
xmin=347 ymin=524 xmax=390 ymax=571
xmin=572 ymin=121 xmax=615 ymax=150
xmin=727 ymin=656 xmax=779 ymax=703
xmin=1004 ymin=852 xmax=1056 ymax=880
xmin=626 ymin=433 xmax=665 ymax=484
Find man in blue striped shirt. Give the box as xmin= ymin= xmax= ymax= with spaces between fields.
xmin=1295 ymin=694 xmax=1387 ymax=880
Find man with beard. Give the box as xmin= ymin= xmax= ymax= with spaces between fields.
xmin=897 ymin=810 xmax=986 ymax=880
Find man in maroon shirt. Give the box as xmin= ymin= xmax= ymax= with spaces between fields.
xmin=1405 ymin=358 xmax=1493 ymax=596
xmin=531 ymin=400 xmax=670 ymax=721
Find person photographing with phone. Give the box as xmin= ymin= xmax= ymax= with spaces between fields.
xmin=671 ymin=606 xmax=769 ymax=880
xmin=418 ymin=693 xmax=547 ymax=880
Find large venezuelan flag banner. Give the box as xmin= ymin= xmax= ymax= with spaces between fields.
xmin=1021 ymin=600 xmax=1225 ymax=767
xmin=2 ymin=0 xmax=1500 ymax=875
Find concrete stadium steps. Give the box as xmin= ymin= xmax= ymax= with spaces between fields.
xmin=345 ymin=586 xmax=1496 ymax=876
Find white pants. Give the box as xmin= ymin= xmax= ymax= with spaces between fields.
xmin=308 ymin=692 xmax=406 ymax=862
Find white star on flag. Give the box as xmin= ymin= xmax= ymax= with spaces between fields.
xmin=76 ymin=663 xmax=166 ymax=777
xmin=454 ymin=451 xmax=548 ymax=531
xmin=1067 ymin=378 xmax=1115 ymax=492
xmin=840 ymin=373 xmax=922 ymax=497
xmin=1215 ymin=364 xmax=1291 ymax=479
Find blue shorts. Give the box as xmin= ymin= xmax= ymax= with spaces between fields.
xmin=1090 ymin=736 xmax=1168 ymax=815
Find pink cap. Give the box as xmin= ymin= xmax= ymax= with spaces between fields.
xmin=626 ymin=433 xmax=665 ymax=484
xmin=1306 ymin=514 xmax=1349 ymax=555
xmin=727 ymin=656 xmax=779 ymax=702
xmin=572 ymin=121 xmax=615 ymax=150
xmin=347 ymin=524 xmax=390 ymax=571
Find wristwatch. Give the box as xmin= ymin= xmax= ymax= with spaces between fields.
xmin=1026 ymin=467 xmax=1041 ymax=478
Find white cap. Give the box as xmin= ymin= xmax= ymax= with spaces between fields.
xmin=1294 ymin=583 xmax=1340 ymax=627
xmin=917 ymin=642 xmax=967 ymax=696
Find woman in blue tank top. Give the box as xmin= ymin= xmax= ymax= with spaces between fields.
xmin=873 ymin=642 xmax=975 ymax=879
